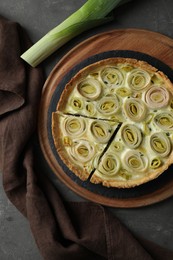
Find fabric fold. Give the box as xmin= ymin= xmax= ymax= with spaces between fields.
xmin=0 ymin=18 xmax=26 ymax=115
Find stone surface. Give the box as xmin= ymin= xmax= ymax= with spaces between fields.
xmin=0 ymin=177 xmax=42 ymax=260
xmin=1 ymin=0 xmax=173 ymax=259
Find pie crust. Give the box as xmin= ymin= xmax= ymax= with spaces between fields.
xmin=52 ymin=57 xmax=173 ymax=188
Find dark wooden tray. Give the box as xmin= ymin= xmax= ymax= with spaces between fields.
xmin=38 ymin=29 xmax=173 ymax=208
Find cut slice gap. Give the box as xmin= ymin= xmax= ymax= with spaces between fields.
xmin=87 ymin=168 xmax=96 ymax=181
xmin=97 ymin=122 xmax=122 ymax=164
xmin=52 ymin=111 xmax=120 ymax=181
xmin=57 ymin=111 xmax=123 ymax=123
xmin=88 ymin=122 xmax=122 ymax=181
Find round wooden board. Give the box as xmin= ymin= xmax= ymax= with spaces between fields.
xmin=38 ymin=29 xmax=173 ymax=208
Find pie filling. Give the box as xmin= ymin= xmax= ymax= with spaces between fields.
xmin=52 ymin=58 xmax=173 ymax=188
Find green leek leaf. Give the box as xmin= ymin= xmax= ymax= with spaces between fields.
xmin=21 ymin=0 xmax=126 ymax=67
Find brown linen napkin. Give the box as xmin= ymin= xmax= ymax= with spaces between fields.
xmin=0 ymin=16 xmax=173 ymax=260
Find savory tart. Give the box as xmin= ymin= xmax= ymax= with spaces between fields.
xmin=52 ymin=57 xmax=173 ymax=188
xmin=52 ymin=112 xmax=119 ymax=180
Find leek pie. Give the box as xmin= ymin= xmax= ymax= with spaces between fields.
xmin=52 ymin=57 xmax=173 ymax=188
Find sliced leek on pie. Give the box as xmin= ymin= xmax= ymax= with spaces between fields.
xmin=52 ymin=112 xmax=119 ymax=180
xmin=123 ymin=98 xmax=147 ymax=122
xmin=127 ymin=68 xmax=151 ymax=91
xmin=52 ymin=57 xmax=173 ymax=188
xmin=154 ymin=113 xmax=173 ymax=131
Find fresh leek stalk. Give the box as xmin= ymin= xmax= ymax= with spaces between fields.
xmin=21 ymin=0 xmax=124 ymax=67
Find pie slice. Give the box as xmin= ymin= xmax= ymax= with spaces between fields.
xmin=52 ymin=57 xmax=173 ymax=188
xmin=52 ymin=111 xmax=119 ymax=180
xmin=91 ymin=122 xmax=172 ymax=188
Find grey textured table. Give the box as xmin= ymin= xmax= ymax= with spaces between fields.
xmin=1 ymin=0 xmax=173 ymax=259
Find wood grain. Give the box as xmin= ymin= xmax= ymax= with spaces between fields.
xmin=38 ymin=29 xmax=173 ymax=208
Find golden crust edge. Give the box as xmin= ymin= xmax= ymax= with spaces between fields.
xmin=90 ymin=150 xmax=173 ymax=188
xmin=56 ymin=57 xmax=173 ymax=112
xmin=52 ymin=112 xmax=89 ymax=181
